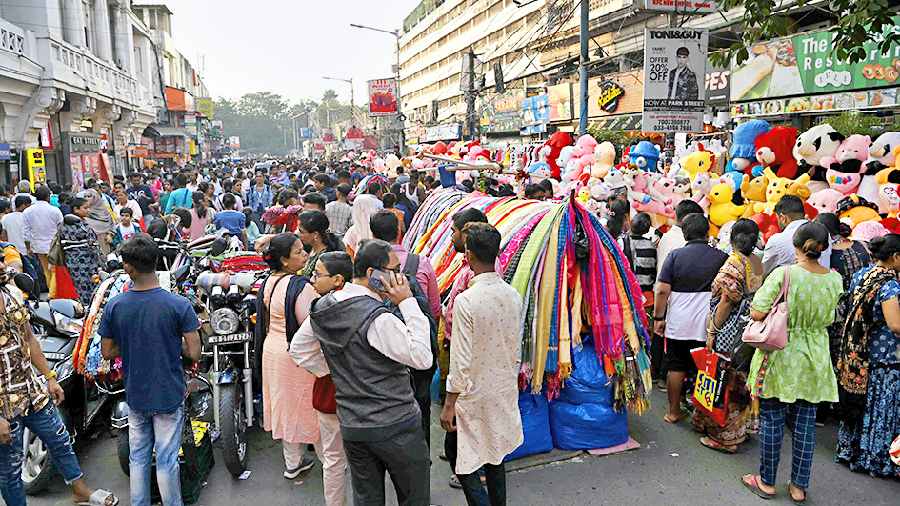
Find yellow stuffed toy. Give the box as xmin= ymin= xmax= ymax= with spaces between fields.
xmin=762 ymin=168 xmax=811 ymax=214
xmin=680 ymin=144 xmax=715 ymax=182
xmin=709 ymin=179 xmax=747 ymax=235
xmin=740 ymin=172 xmax=769 ymax=216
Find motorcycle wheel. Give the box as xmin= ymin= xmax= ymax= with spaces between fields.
xmin=117 ymin=430 xmax=131 ymax=476
xmin=219 ymin=383 xmax=249 ymax=477
xmin=22 ymin=426 xmax=55 ymax=495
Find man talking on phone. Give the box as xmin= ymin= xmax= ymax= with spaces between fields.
xmin=290 ymin=239 xmax=432 ymax=506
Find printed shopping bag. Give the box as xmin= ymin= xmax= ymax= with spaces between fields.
xmin=691 ymin=347 xmax=730 ymax=427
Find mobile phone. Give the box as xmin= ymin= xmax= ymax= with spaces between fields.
xmin=369 ymin=269 xmax=391 ymax=292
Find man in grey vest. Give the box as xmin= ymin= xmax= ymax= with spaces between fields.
xmin=290 ymin=239 xmax=432 ymax=506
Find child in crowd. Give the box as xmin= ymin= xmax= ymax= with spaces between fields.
xmin=113 ymin=207 xmax=139 ymax=247
xmin=243 ymin=208 xmax=261 ymax=247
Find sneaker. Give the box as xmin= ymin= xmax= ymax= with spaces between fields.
xmin=656 ymin=380 xmax=667 ymax=392
xmin=284 ymin=455 xmax=316 ymax=479
xmin=449 ymin=474 xmax=462 ymax=489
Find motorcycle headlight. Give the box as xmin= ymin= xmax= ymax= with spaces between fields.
xmin=57 ymin=316 xmax=83 ymax=336
xmin=53 ymin=360 xmax=75 ymax=383
xmin=209 ymin=308 xmax=240 ymax=335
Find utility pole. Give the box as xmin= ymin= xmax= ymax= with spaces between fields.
xmin=465 ymin=47 xmax=477 ymax=141
xmin=578 ymin=0 xmax=589 ymax=135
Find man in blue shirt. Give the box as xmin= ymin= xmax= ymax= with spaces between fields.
xmin=164 ymin=173 xmax=193 ymax=214
xmin=101 ymin=234 xmax=201 ymax=506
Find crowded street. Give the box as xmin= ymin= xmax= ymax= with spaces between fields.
xmin=1 ymin=1 xmax=900 ymax=506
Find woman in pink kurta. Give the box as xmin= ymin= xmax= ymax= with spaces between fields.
xmin=260 ymin=233 xmax=321 ymax=478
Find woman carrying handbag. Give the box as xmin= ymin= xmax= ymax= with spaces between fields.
xmin=692 ymin=219 xmax=762 ymax=454
xmin=740 ymin=222 xmax=843 ymax=504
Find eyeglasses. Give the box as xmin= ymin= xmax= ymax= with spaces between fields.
xmin=311 ymin=271 xmax=333 ymax=281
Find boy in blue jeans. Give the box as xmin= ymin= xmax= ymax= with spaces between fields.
xmin=101 ymin=235 xmax=201 ymax=506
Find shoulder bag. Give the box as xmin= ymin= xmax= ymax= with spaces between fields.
xmin=741 ymin=266 xmax=790 ymax=351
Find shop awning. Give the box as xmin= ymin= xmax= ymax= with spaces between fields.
xmin=143 ymin=125 xmax=191 ymax=138
xmin=589 ymin=114 xmax=643 ymax=132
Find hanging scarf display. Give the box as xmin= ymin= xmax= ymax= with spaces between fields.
xmin=404 ymin=189 xmax=653 ymax=413
xmin=74 ymin=272 xmax=130 ymax=379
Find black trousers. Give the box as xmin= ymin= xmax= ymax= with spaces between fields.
xmin=343 ymin=424 xmax=431 ymax=506
xmin=444 ymin=430 xmax=507 ymax=506
xmin=410 ymin=367 xmax=435 ymax=449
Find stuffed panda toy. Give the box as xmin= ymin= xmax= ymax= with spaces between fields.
xmin=793 ymin=124 xmax=845 ymax=193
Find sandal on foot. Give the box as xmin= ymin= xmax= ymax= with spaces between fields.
xmin=788 ymin=483 xmax=807 ymax=504
xmin=741 ymin=475 xmax=775 ymax=500
xmin=700 ymin=437 xmax=737 ymax=454
xmin=75 ymin=489 xmax=119 ymax=506
xmin=663 ymin=413 xmax=683 ymax=424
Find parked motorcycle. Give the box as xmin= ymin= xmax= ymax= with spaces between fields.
xmin=12 ymin=273 xmax=125 ymax=495
xmin=194 ymin=270 xmax=259 ymax=477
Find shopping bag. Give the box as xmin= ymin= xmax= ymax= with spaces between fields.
xmin=691 ymin=347 xmax=730 ymax=427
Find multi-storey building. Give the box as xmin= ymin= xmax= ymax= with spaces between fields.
xmin=0 ymin=0 xmax=159 ymax=185
xmin=132 ymin=2 xmax=213 ymax=166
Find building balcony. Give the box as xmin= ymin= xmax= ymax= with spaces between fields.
xmin=0 ymin=16 xmax=41 ymax=86
xmin=37 ymin=36 xmax=146 ymax=109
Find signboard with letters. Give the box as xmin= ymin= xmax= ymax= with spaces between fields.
xmin=639 ymin=0 xmax=717 ymax=13
xmin=643 ymin=28 xmax=708 ymax=132
xmin=0 ymin=143 xmax=11 ymax=161
xmin=730 ymin=16 xmax=900 ymax=102
xmin=705 ymin=64 xmax=731 ymax=105
xmin=368 ymin=78 xmax=399 ymax=116
xmin=423 ymin=123 xmax=462 ymax=142
xmin=479 ymin=90 xmax=525 ymax=133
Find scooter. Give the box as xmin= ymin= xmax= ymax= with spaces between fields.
xmin=12 ymin=273 xmax=124 ymax=495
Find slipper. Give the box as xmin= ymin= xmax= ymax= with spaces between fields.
xmin=663 ymin=413 xmax=683 ymax=424
xmin=700 ymin=437 xmax=737 ymax=454
xmin=787 ymin=482 xmax=807 ymax=504
xmin=741 ymin=474 xmax=775 ymax=500
xmin=75 ymin=489 xmax=119 ymax=506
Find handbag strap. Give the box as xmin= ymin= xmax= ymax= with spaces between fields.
xmin=773 ymin=265 xmax=791 ymax=306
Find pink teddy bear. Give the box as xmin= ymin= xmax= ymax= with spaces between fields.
xmin=824 ymin=134 xmax=871 ymax=194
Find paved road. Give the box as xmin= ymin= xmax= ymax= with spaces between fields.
xmin=24 ymin=390 xmax=899 ymax=506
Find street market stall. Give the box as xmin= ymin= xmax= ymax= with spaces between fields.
xmin=404 ymin=186 xmax=653 ymax=454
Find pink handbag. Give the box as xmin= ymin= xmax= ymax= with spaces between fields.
xmin=742 ymin=266 xmax=791 ymax=351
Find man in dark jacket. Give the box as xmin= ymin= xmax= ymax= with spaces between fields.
xmin=290 ymin=239 xmax=432 ymax=506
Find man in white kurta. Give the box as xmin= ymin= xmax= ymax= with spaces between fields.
xmin=440 ymin=222 xmax=523 ymax=505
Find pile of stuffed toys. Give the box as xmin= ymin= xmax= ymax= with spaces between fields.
xmin=357 ymin=122 xmax=900 ymax=245
xmin=513 ymin=124 xmax=900 ymax=244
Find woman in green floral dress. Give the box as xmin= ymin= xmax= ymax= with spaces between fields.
xmin=741 ymin=222 xmax=842 ymax=504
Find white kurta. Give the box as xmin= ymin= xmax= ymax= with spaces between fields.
xmin=447 ymin=272 xmax=524 ymax=475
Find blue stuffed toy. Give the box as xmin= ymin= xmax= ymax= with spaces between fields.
xmin=726 ymin=119 xmax=771 ymax=189
xmin=628 ymin=141 xmax=661 ymax=172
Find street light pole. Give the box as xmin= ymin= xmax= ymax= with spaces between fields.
xmin=350 ymin=23 xmax=405 ymax=152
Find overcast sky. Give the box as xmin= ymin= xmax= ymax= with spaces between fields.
xmin=163 ymin=0 xmax=422 ymax=105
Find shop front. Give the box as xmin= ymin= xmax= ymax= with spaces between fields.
xmin=62 ymin=132 xmax=111 ymax=189
xmin=729 ymin=17 xmax=900 ymax=126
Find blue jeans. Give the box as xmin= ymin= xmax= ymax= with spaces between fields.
xmin=0 ymin=402 xmax=83 ymax=506
xmin=128 ymin=405 xmax=184 ymax=506
xmin=759 ymin=398 xmax=817 ymax=489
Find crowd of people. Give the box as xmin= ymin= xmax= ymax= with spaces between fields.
xmin=0 ymin=153 xmax=897 ymax=506
xmin=615 ymin=192 xmax=900 ymax=502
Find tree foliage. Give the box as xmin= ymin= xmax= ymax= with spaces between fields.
xmin=711 ymin=0 xmax=900 ymax=67
xmin=214 ymin=93 xmax=320 ymax=155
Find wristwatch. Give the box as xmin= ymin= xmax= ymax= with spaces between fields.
xmin=44 ymin=371 xmax=57 ymax=381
